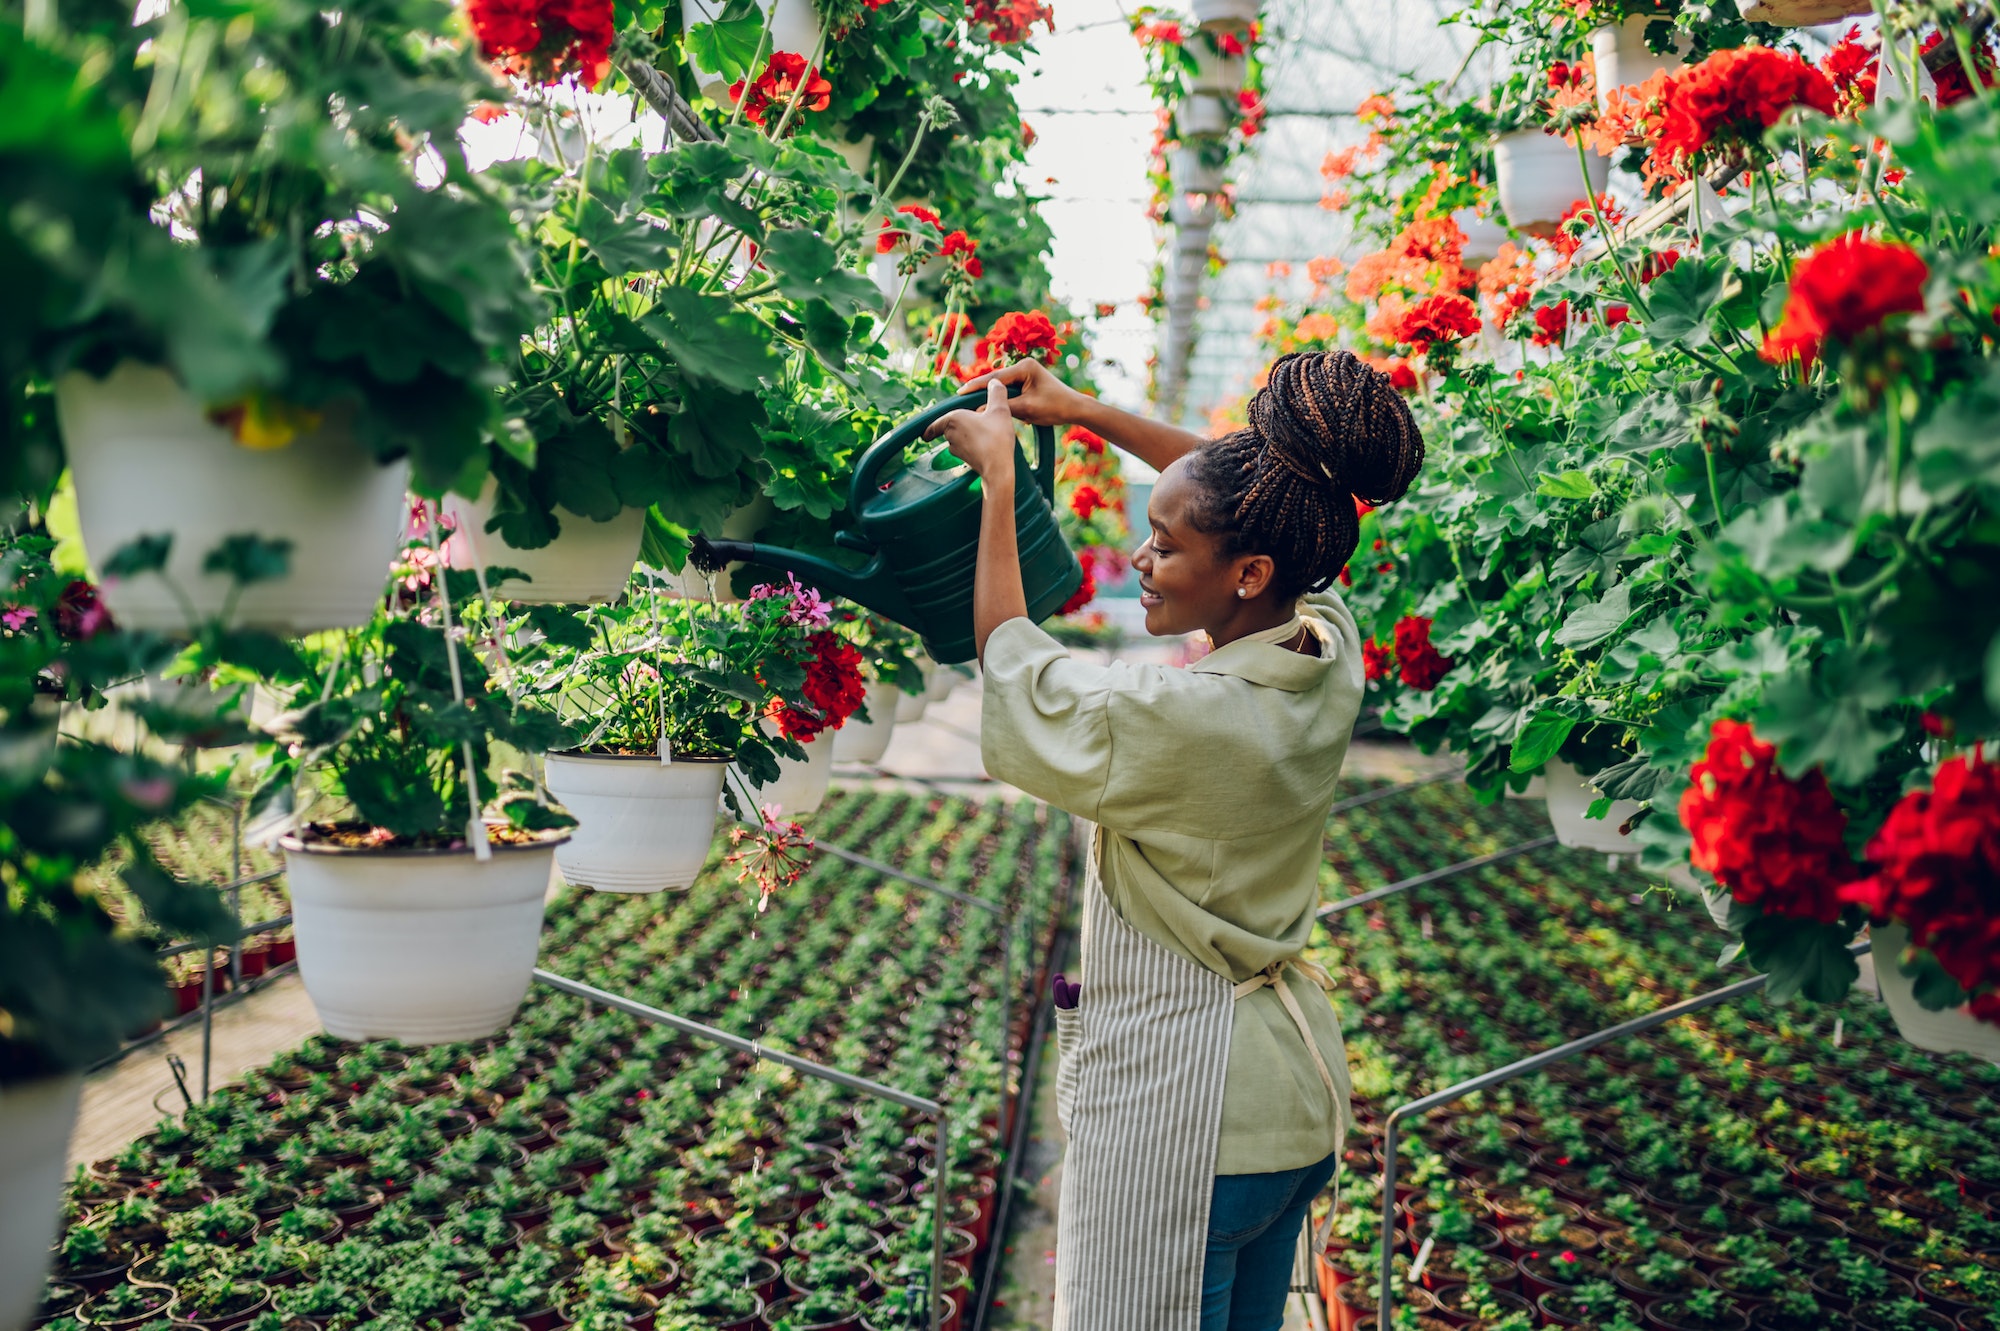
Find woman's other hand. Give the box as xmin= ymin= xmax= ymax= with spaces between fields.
xmin=959 ymin=360 xmax=1087 ymax=428
xmin=926 ymin=378 xmax=1022 ymax=484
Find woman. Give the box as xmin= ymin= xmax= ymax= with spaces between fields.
xmin=927 ymin=350 xmax=1424 ymax=1331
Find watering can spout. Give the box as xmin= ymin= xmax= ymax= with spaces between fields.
xmin=689 ymin=534 xmax=921 ymax=627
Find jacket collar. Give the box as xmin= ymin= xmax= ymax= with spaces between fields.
xmin=1191 ymin=617 xmax=1333 ymax=692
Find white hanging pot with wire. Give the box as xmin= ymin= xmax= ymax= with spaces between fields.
xmin=443 ymin=478 xmax=643 ymax=605
xmin=545 ymin=753 xmax=727 ymax=894
xmin=734 ymin=729 xmax=835 ymax=818
xmin=833 ymin=679 xmax=900 ymax=765
xmin=1176 ymin=94 xmax=1234 ymax=140
xmin=1493 ymin=129 xmax=1610 ymax=238
xmin=1190 ymin=0 xmax=1259 ymax=30
xmin=1190 ymin=43 xmax=1247 ymax=95
xmin=1591 ymin=16 xmax=1689 ymax=111
xmin=281 ymin=831 xmax=564 ymax=1044
xmin=1542 ymin=758 xmax=1640 ymax=854
xmin=1732 ymin=0 xmax=1870 ymax=24
xmin=0 ymin=1074 xmax=83 ymax=1331
xmin=1873 ymin=923 xmax=2000 ymax=1065
xmin=56 ymin=362 xmax=408 ymax=634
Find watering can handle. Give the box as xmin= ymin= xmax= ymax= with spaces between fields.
xmin=848 ymin=384 xmax=1059 ymax=517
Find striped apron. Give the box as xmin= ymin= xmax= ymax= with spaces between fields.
xmin=1053 ymin=829 xmax=1342 ymax=1331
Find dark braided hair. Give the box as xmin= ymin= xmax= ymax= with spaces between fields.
xmin=1182 ymin=350 xmax=1424 ymax=601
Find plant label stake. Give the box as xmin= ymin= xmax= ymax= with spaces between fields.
xmin=1833 ymin=1017 xmax=1843 ymax=1048
xmin=1421 ymin=913 xmax=1433 ymax=940
xmin=426 ymin=501 xmax=491 ymax=862
xmin=1408 ymin=1234 xmax=1436 ymax=1284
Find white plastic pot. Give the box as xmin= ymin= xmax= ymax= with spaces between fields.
xmin=1177 ymin=94 xmax=1234 ymax=140
xmin=1171 ymin=145 xmax=1227 ymax=195
xmin=683 ymin=0 xmax=822 ymax=102
xmin=735 ymin=731 xmax=834 ymax=818
xmin=1191 ymin=0 xmax=1259 ymax=28
xmin=1503 ymin=774 xmax=1546 ymax=801
xmin=924 ymin=662 xmax=958 ymax=703
xmin=544 ymin=753 xmax=727 ymax=894
xmin=1493 ymin=129 xmax=1610 ymax=238
xmin=1734 ymin=0 xmax=1870 ymax=23
xmin=282 ymin=834 xmax=562 ymax=1044
xmin=0 ymin=1074 xmax=83 ymax=1331
xmin=894 ymin=687 xmax=927 ymax=724
xmin=1591 ymin=17 xmax=1688 ymax=110
xmin=443 ymin=479 xmax=642 ymax=605
xmin=1873 ymin=923 xmax=2000 ymax=1065
xmin=834 ymin=680 xmax=900 ymax=765
xmin=830 ymin=132 xmax=874 ymax=177
xmin=1452 ymin=208 xmax=1509 ymax=267
xmin=56 ymin=362 xmax=408 ymax=634
xmin=1543 ymin=758 xmax=1641 ymax=854
xmin=1191 ymin=43 xmax=1247 ymax=95
xmin=1169 ymin=190 xmax=1222 ymax=230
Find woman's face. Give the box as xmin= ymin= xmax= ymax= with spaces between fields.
xmin=1131 ymin=458 xmax=1270 ymax=637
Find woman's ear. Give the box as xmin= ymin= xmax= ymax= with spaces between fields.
xmin=1234 ymin=554 xmax=1276 ymax=600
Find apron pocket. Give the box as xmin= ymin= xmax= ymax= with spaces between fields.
xmin=1054 ymin=1005 xmax=1080 ymax=1137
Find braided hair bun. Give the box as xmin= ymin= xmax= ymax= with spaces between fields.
xmin=1183 ymin=351 xmax=1424 ymax=600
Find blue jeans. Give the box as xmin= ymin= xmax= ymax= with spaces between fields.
xmin=1200 ymin=1148 xmax=1340 ymax=1331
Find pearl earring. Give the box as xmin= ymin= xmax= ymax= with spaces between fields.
xmin=1237 ymin=588 xmax=1247 ymax=598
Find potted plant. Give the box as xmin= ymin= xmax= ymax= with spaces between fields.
xmin=258 ymin=524 xmax=577 ymax=1044
xmin=30 ymin=0 xmax=539 ymax=634
xmin=830 ymin=612 xmax=922 ymax=767
xmin=729 ymin=623 xmax=867 ymax=819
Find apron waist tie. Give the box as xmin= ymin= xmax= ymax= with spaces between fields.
xmin=1231 ymin=958 xmax=1340 ymax=1104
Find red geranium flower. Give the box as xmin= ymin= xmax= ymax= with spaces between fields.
xmin=1840 ymin=755 xmax=2000 ymax=1016
xmin=939 ymin=229 xmax=984 ymax=279
xmin=1395 ymin=294 xmax=1480 ymax=355
xmin=1604 ymin=304 xmax=1632 ymax=327
xmin=976 ymin=310 xmax=1066 ymax=366
xmin=1384 ymin=358 xmax=1418 ymax=392
xmin=1068 ymin=484 xmax=1108 ymax=520
xmin=1059 ymin=563 xmax=1097 ymax=615
xmin=1392 ymin=615 xmax=1451 ymax=691
xmin=1760 ymin=232 xmax=1928 ymax=368
xmin=1655 ymin=46 xmax=1836 ymax=172
xmin=1821 ymin=25 xmax=1878 ymax=110
xmin=1217 ymin=31 xmax=1247 ymax=56
xmin=1679 ymin=720 xmax=1857 ymax=924
xmin=1920 ymin=30 xmax=1998 ymax=107
xmin=729 ymin=52 xmax=831 ymax=129
xmin=1552 ymin=194 xmax=1622 ymax=262
xmin=877 ymin=203 xmax=945 ymax=254
xmin=1531 ymin=300 xmax=1571 ymax=347
xmin=1132 ymin=18 xmax=1183 ymax=45
xmin=1362 ymin=639 xmax=1393 ymax=683
xmin=467 ymin=0 xmax=614 ymax=87
xmin=770 ymin=631 xmax=867 ymax=740
xmin=1064 ymin=425 xmax=1108 ymax=455
xmin=969 ymin=0 xmax=1053 ymax=45
xmin=1639 ymin=248 xmax=1681 ymax=284
xmin=1238 ymin=89 xmax=1267 ymax=138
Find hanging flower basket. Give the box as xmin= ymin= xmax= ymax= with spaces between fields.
xmin=544 ymin=753 xmax=728 ymax=894
xmin=1190 ymin=44 xmax=1247 ymax=95
xmin=1190 ymin=0 xmax=1259 ymax=29
xmin=0 ymin=1074 xmax=84 ymax=1331
xmin=924 ymin=661 xmax=961 ymax=704
xmin=895 ymin=687 xmax=927 ymax=724
xmin=56 ymin=362 xmax=408 ymax=634
xmin=1591 ymin=16 xmax=1689 ymax=112
xmin=1872 ymin=923 xmax=2000 ymax=1066
xmin=1177 ymin=94 xmax=1234 ymax=140
xmin=1493 ymin=129 xmax=1610 ymax=238
xmin=833 ymin=680 xmax=901 ymax=765
xmin=443 ymin=480 xmax=643 ymax=605
xmin=281 ymin=830 xmax=566 ymax=1044
xmin=1452 ymin=208 xmax=1508 ymax=266
xmin=1543 ymin=758 xmax=1641 ymax=854
xmin=1733 ymin=0 xmax=1870 ymax=24
xmin=735 ymin=730 xmax=835 ymax=819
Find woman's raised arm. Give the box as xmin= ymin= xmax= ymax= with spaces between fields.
xmin=961 ymin=360 xmax=1209 ymax=473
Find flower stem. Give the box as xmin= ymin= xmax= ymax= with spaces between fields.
xmin=1572 ymin=130 xmax=1647 ymax=315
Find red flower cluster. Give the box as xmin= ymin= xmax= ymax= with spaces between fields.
xmin=1760 ymin=232 xmax=1928 ymax=368
xmin=1841 ymin=755 xmax=2000 ymax=1022
xmin=467 ymin=0 xmax=613 ymax=87
xmin=1069 ymin=484 xmax=1109 ymax=520
xmin=969 ymin=0 xmax=1053 ymax=45
xmin=729 ymin=52 xmax=830 ymax=128
xmin=1065 ymin=424 xmax=1107 ymax=455
xmin=1679 ymin=720 xmax=1856 ymax=924
xmin=1639 ymin=248 xmax=1681 ymax=284
xmin=1921 ymin=30 xmax=1998 ymax=107
xmin=1531 ymin=300 xmax=1572 ymax=348
xmin=1132 ymin=18 xmax=1182 ymax=45
xmin=770 ymin=632 xmax=866 ymax=740
xmin=1059 ymin=562 xmax=1098 ymax=616
xmin=1362 ymin=638 xmax=1393 ymax=683
xmin=1217 ymin=31 xmax=1247 ymax=56
xmin=1395 ymin=294 xmax=1481 ymax=355
xmin=976 ymin=310 xmax=1066 ymax=366
xmin=1392 ymin=615 xmax=1451 ymax=691
xmin=877 ymin=203 xmax=944 ymax=254
xmin=1238 ymin=89 xmax=1267 ymax=138
xmin=1655 ymin=46 xmax=1835 ymax=172
xmin=1821 ymin=26 xmax=1878 ymax=110
xmin=939 ymin=229 xmax=984 ymax=278
xmin=1552 ymin=194 xmax=1623 ymax=262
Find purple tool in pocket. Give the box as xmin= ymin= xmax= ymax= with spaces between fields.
xmin=1052 ymin=974 xmax=1080 ymax=1009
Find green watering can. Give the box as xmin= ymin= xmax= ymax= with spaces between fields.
xmin=693 ymin=385 xmax=1084 ymax=665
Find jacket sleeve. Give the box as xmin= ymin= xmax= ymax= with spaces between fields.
xmin=978 ymin=617 xmax=1114 ymax=821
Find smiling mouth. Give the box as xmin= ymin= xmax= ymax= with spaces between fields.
xmin=1139 ymin=582 xmax=1163 ymax=606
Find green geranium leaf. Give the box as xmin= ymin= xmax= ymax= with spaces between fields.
xmin=576 ymin=197 xmax=674 ymax=276
xmin=201 ymin=534 xmax=292 ymax=586
xmin=644 ymin=287 xmax=778 ymax=393
xmin=1538 ymin=469 xmax=1595 ymax=499
xmin=1740 ymin=915 xmax=1860 ymax=1003
xmin=1553 ymin=582 xmax=1633 ymax=649
xmin=685 ymin=1 xmax=765 ymax=86
xmin=103 ymin=535 xmax=172 ymax=580
xmin=1510 ymin=703 xmax=1582 ymax=772
xmin=1644 ymin=255 xmax=1728 ymax=349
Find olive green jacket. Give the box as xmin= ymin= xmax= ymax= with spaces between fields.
xmin=981 ymin=592 xmax=1361 ymax=1174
